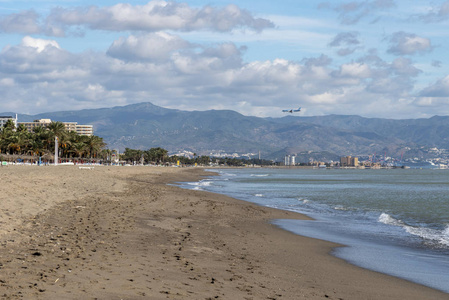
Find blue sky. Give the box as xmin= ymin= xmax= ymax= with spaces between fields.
xmin=1 ymin=0 xmax=449 ymax=118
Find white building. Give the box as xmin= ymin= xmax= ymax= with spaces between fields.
xmin=284 ymin=155 xmax=297 ymax=166
xmin=0 ymin=114 xmax=17 ymax=128
xmin=18 ymin=119 xmax=93 ymax=136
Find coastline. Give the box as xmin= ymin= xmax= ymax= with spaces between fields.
xmin=0 ymin=166 xmax=447 ymax=299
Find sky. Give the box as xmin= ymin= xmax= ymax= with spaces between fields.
xmin=1 ymin=1 xmax=449 ymax=119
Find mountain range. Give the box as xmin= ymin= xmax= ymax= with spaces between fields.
xmin=4 ymin=102 xmax=449 ymax=161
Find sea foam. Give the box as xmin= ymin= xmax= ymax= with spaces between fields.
xmin=379 ymin=213 xmax=449 ymax=247
xmin=378 ymin=213 xmax=404 ymax=227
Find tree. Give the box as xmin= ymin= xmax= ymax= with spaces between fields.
xmin=84 ymin=135 xmax=106 ymax=159
xmin=123 ymin=148 xmax=144 ymax=163
xmin=70 ymin=142 xmax=87 ymax=158
xmin=2 ymin=119 xmax=16 ymax=131
xmin=145 ymin=147 xmax=168 ymax=164
xmin=0 ymin=119 xmax=107 ymax=160
xmin=47 ymin=121 xmax=66 ymax=139
xmin=195 ymin=155 xmax=211 ymax=166
xmin=99 ymin=148 xmax=112 ymax=161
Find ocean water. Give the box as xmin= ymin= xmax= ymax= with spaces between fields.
xmin=179 ymin=168 xmax=449 ymax=294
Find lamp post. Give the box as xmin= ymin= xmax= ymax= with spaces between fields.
xmin=54 ymin=136 xmax=58 ymax=165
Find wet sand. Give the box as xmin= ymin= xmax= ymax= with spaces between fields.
xmin=0 ymin=165 xmax=447 ymax=299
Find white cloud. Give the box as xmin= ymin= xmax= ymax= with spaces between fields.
xmin=107 ymin=32 xmax=192 ymax=62
xmin=21 ymin=35 xmax=60 ymax=52
xmin=339 ymin=62 xmax=371 ymax=78
xmin=0 ymin=1 xmax=274 ymax=36
xmin=391 ymin=57 xmax=421 ymax=76
xmin=0 ymin=31 xmax=436 ymax=118
xmin=320 ymin=0 xmax=396 ymax=25
xmin=418 ymin=1 xmax=449 ymax=22
xmin=419 ymin=75 xmax=449 ymax=97
xmin=44 ymin=1 xmax=274 ymax=36
xmin=0 ymin=10 xmax=41 ymax=34
xmin=387 ymin=32 xmax=433 ymax=56
xmin=329 ymin=31 xmax=360 ymax=47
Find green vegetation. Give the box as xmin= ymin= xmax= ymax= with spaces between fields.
xmin=0 ymin=120 xmax=106 ymax=161
xmin=122 ymin=147 xmax=277 ymax=166
xmin=213 ymin=157 xmax=277 ymax=166
xmin=122 ymin=147 xmax=170 ymax=164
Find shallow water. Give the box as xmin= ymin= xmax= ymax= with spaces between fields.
xmin=180 ymin=168 xmax=449 ymax=293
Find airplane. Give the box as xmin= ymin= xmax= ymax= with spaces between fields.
xmin=282 ymin=107 xmax=301 ymax=113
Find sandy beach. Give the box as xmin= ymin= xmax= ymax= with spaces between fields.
xmin=0 ymin=166 xmax=447 ymax=299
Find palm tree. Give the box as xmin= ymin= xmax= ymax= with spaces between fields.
xmin=70 ymin=142 xmax=88 ymax=158
xmin=31 ymin=126 xmax=49 ymax=156
xmin=146 ymin=147 xmax=168 ymax=164
xmin=47 ymin=121 xmax=70 ymax=157
xmin=2 ymin=119 xmax=16 ymax=131
xmin=84 ymin=135 xmax=106 ymax=159
xmin=99 ymin=148 xmax=112 ymax=161
xmin=47 ymin=121 xmax=66 ymax=139
xmin=0 ymin=118 xmax=110 ymax=164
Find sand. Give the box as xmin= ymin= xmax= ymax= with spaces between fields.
xmin=0 ymin=165 xmax=447 ymax=299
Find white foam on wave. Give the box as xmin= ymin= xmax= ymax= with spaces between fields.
xmin=378 ymin=213 xmax=404 ymax=227
xmin=298 ymin=198 xmax=309 ymax=204
xmin=219 ymin=171 xmax=236 ymax=176
xmin=379 ymin=213 xmax=449 ymax=247
xmin=443 ymin=225 xmax=449 ymax=236
xmin=199 ymin=180 xmax=212 ymax=186
xmin=254 ymin=194 xmax=264 ymax=197
xmin=405 ymin=226 xmax=449 ymax=247
xmin=334 ymin=205 xmax=349 ymax=211
xmin=188 ymin=180 xmax=212 ymax=187
xmin=251 ymin=174 xmax=269 ymax=177
xmin=186 ymin=180 xmax=213 ymax=190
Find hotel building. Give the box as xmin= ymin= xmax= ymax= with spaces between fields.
xmin=18 ymin=119 xmax=94 ymax=136
xmin=0 ymin=115 xmax=18 ymax=128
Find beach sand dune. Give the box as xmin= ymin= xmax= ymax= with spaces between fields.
xmin=0 ymin=166 xmax=447 ymax=299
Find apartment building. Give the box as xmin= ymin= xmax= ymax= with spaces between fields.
xmin=18 ymin=119 xmax=94 ymax=136
xmin=0 ymin=115 xmax=18 ymax=128
xmin=284 ymin=155 xmax=296 ymax=166
xmin=340 ymin=156 xmax=359 ymax=167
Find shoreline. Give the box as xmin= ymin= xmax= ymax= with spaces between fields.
xmin=0 ymin=166 xmax=447 ymax=299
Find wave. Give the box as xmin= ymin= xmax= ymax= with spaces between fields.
xmin=298 ymin=198 xmax=309 ymax=204
xmin=250 ymin=174 xmax=269 ymax=177
xmin=334 ymin=205 xmax=350 ymax=211
xmin=378 ymin=213 xmax=404 ymax=227
xmin=405 ymin=225 xmax=449 ymax=247
xmin=186 ymin=179 xmax=213 ymax=189
xmin=217 ymin=171 xmax=236 ymax=176
xmin=197 ymin=180 xmax=213 ymax=186
xmin=254 ymin=194 xmax=264 ymax=197
xmin=379 ymin=213 xmax=449 ymax=247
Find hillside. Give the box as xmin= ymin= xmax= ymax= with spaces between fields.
xmin=5 ymin=102 xmax=449 ymax=161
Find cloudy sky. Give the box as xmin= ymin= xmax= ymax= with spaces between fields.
xmin=1 ymin=0 xmax=449 ymax=118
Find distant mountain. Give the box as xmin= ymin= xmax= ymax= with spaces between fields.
xmin=5 ymin=102 xmax=449 ymax=161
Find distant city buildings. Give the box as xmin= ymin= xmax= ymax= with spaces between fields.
xmin=284 ymin=155 xmax=296 ymax=166
xmin=18 ymin=119 xmax=93 ymax=136
xmin=340 ymin=156 xmax=359 ymax=167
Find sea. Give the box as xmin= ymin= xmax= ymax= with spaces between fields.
xmin=179 ymin=167 xmax=449 ymax=294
